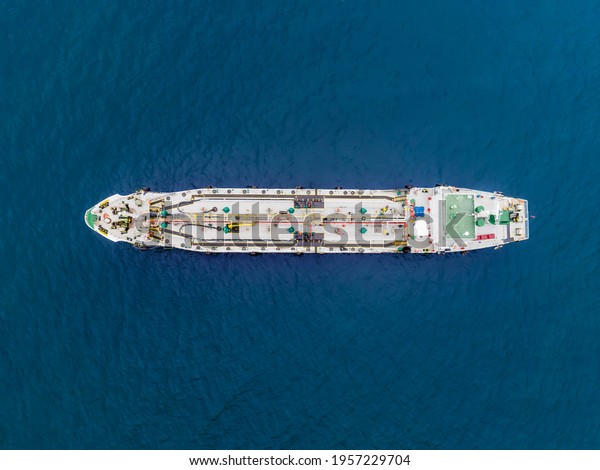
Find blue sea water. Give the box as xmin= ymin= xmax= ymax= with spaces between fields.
xmin=2 ymin=0 xmax=600 ymax=450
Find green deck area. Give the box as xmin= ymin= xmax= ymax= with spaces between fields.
xmin=85 ymin=209 xmax=97 ymax=229
xmin=499 ymin=210 xmax=511 ymax=225
xmin=445 ymin=194 xmax=475 ymax=239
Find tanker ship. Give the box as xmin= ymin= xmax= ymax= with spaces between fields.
xmin=84 ymin=185 xmax=528 ymax=254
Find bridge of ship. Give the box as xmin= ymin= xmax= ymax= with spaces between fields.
xmin=148 ymin=190 xmax=411 ymax=249
xmin=436 ymin=188 xmax=528 ymax=250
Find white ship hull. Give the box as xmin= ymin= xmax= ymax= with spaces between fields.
xmin=84 ymin=186 xmax=529 ymax=254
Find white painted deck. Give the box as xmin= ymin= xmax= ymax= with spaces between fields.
xmin=84 ymin=186 xmax=529 ymax=254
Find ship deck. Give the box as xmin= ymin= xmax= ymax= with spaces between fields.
xmin=84 ymin=186 xmax=529 ymax=254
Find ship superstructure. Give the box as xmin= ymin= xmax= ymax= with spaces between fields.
xmin=84 ymin=186 xmax=528 ymax=254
